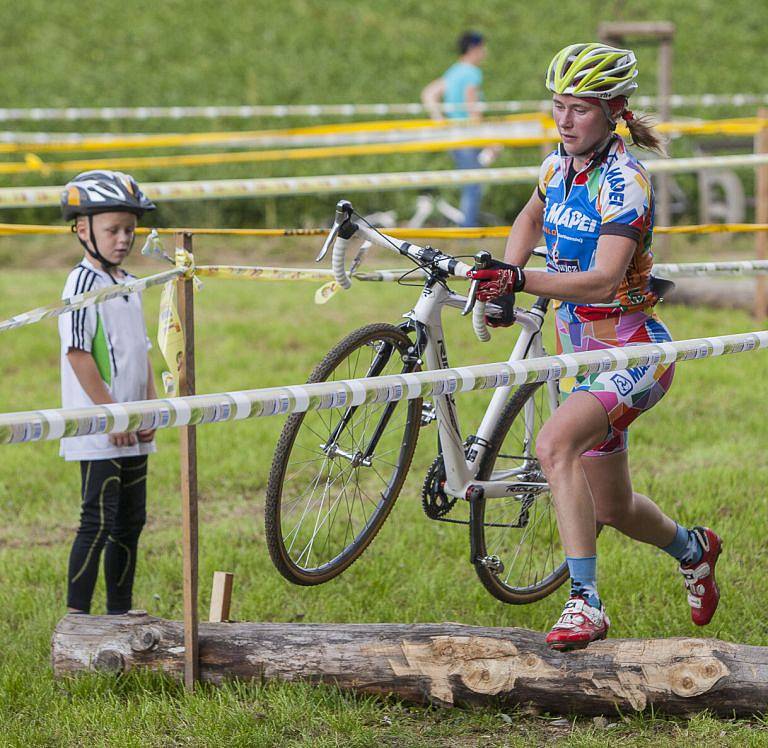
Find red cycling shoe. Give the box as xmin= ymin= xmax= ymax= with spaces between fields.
xmin=679 ymin=526 xmax=722 ymax=626
xmin=545 ymin=596 xmax=610 ymax=651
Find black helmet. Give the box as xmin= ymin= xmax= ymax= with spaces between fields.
xmin=61 ymin=170 xmax=156 ymax=222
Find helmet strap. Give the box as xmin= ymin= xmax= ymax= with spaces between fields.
xmin=77 ymin=214 xmax=120 ymax=272
xmin=582 ymin=96 xmax=627 ymax=129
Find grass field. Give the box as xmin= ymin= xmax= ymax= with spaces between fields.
xmin=1 ymin=252 xmax=767 ymax=744
xmin=0 ymin=0 xmax=765 ymax=228
xmin=1 ymin=1 xmax=768 ymax=743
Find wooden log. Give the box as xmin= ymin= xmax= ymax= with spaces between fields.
xmin=51 ymin=612 xmax=768 ymax=717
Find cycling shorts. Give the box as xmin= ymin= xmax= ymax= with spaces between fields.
xmin=555 ymin=310 xmax=675 ymax=456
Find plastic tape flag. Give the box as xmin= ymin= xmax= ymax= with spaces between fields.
xmin=157 ymin=281 xmax=184 ymax=396
xmin=141 ymin=228 xmax=174 ymax=264
xmin=315 ymin=281 xmax=343 ymax=304
xmin=0 ymin=330 xmax=766 ymax=445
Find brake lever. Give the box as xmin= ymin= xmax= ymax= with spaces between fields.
xmin=316 ymin=199 xmax=354 ymax=262
xmin=461 ymin=249 xmax=492 ymax=316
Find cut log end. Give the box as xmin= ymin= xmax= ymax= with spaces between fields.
xmin=51 ymin=613 xmax=768 ymax=717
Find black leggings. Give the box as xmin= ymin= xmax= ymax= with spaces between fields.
xmin=67 ymin=456 xmax=148 ymax=614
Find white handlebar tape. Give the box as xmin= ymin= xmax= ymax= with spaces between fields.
xmin=332 ymin=237 xmax=352 ymax=288
xmin=473 ymin=302 xmax=491 ymax=342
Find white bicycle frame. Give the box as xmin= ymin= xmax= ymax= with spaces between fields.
xmin=408 ymin=282 xmax=560 ymax=500
xmin=318 ymin=199 xmax=560 ymax=503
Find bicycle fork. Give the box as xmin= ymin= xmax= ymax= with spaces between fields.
xmin=321 ymin=334 xmax=419 ymax=467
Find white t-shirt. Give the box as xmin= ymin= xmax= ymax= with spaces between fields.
xmin=58 ymin=257 xmax=157 ymax=461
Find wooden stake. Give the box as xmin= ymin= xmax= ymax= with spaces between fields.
xmin=176 ymin=231 xmax=199 ymax=690
xmin=656 ymin=36 xmax=674 ymax=256
xmin=755 ymin=108 xmax=768 ymax=321
xmin=209 ymin=572 xmax=234 ymax=623
xmin=598 ymin=22 xmax=677 ymax=256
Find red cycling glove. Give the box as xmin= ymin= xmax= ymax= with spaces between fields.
xmin=469 ymin=261 xmax=526 ymax=302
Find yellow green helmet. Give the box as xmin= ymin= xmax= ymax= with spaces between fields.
xmin=546 ymin=42 xmax=638 ymax=100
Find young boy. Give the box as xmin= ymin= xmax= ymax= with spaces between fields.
xmin=58 ymin=170 xmax=158 ymax=615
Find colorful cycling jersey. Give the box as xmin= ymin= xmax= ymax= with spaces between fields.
xmin=538 ymin=134 xmax=657 ymax=323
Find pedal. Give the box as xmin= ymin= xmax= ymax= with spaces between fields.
xmin=477 ymin=555 xmax=505 ymax=574
xmin=420 ymin=402 xmax=436 ymax=427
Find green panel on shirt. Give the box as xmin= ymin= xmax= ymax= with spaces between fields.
xmin=92 ymin=313 xmax=111 ymax=385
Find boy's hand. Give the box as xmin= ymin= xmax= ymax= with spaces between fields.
xmin=109 ymin=431 xmax=138 ymax=447
xmin=137 ymin=429 xmax=156 ymax=443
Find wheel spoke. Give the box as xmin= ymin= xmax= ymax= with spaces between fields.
xmin=473 ymin=383 xmax=567 ymax=601
xmin=266 ymin=327 xmax=419 ymax=582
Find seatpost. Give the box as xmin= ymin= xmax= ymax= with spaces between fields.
xmin=462 ymin=249 xmax=492 ymax=316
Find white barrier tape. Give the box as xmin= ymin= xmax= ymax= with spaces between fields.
xmin=0 ymin=94 xmax=766 ymax=121
xmin=655 ymin=260 xmax=768 ymax=277
xmin=3 ymin=152 xmax=768 ymax=209
xmin=0 ymin=330 xmax=765 ymax=445
xmin=0 ymin=166 xmax=539 ymax=207
xmin=0 ymin=267 xmax=183 ymax=333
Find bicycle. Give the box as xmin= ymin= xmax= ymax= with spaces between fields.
xmin=265 ymin=199 xmax=567 ymax=604
xmin=364 ymin=189 xmax=503 ymax=230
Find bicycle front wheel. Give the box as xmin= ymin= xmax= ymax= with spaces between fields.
xmin=265 ymin=323 xmax=421 ymax=585
xmin=471 ymin=382 xmax=568 ymax=604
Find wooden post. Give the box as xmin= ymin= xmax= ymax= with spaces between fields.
xmin=209 ymin=572 xmax=234 ymax=623
xmin=598 ymin=22 xmax=676 ymax=255
xmin=656 ymin=34 xmax=674 ymax=255
xmin=755 ymin=107 xmax=768 ymax=321
xmin=176 ymin=231 xmax=199 ymax=689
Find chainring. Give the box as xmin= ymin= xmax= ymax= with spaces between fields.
xmin=421 ymin=455 xmax=459 ymax=520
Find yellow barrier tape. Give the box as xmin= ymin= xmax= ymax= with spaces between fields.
xmin=0 ymin=135 xmax=562 ymax=176
xmin=0 ymin=114 xmax=763 ymax=158
xmin=196 ymin=265 xmax=338 ymax=282
xmin=0 ymin=113 xmax=548 ymax=155
xmin=7 ymin=117 xmax=768 ymax=175
xmin=4 ymin=121 xmax=767 ymax=172
xmin=1 ymin=223 xmax=768 ymax=239
xmin=1 ymin=113 xmax=762 ymax=159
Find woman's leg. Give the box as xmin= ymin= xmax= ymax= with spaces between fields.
xmin=581 ymin=450 xmax=677 ymax=547
xmin=582 ymin=450 xmax=722 ymax=626
xmin=536 ymin=391 xmax=615 ymax=649
xmin=536 ymin=390 xmax=612 ymax=557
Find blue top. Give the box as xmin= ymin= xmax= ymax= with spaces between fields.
xmin=443 ymin=62 xmax=482 ymax=119
xmin=537 ymin=135 xmax=657 ymax=323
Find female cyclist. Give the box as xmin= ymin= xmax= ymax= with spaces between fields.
xmin=470 ymin=43 xmax=722 ymax=650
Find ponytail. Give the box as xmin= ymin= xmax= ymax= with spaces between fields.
xmin=622 ymin=110 xmax=667 ymax=156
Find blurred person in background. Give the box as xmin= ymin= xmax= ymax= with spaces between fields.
xmin=421 ymin=31 xmax=498 ymax=227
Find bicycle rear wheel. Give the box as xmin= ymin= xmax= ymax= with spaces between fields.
xmin=265 ymin=323 xmax=421 ymax=585
xmin=471 ymin=382 xmax=568 ymax=604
